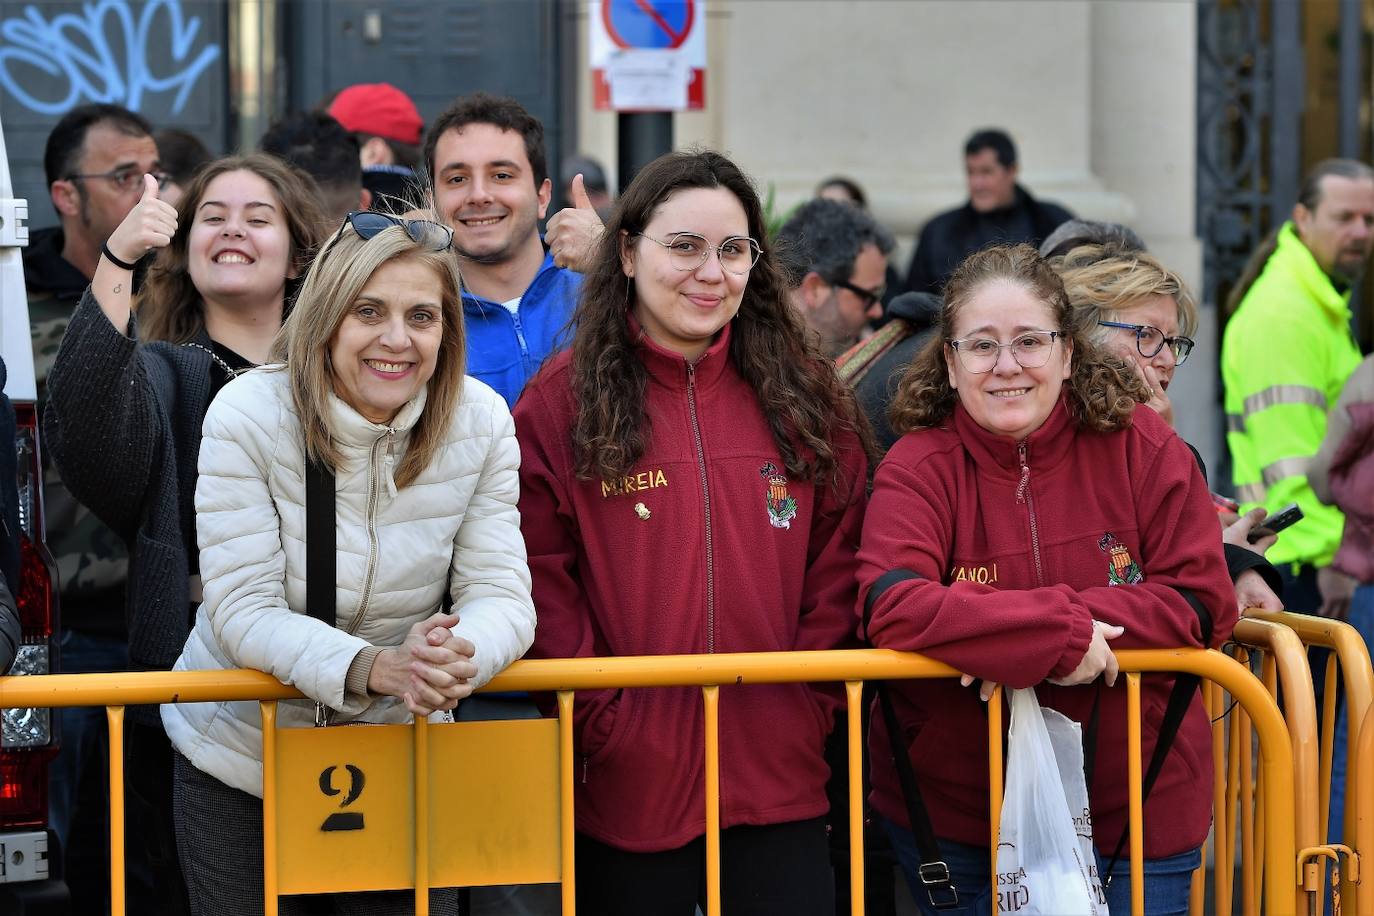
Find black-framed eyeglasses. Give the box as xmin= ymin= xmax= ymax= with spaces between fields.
xmin=1098 ymin=320 xmax=1194 ymax=365
xmin=948 ymin=330 xmax=1062 ymax=373
xmin=833 ymin=279 xmax=886 ymax=309
xmin=635 ymin=231 xmax=762 ymax=275
xmin=65 ymin=168 xmax=170 ymax=193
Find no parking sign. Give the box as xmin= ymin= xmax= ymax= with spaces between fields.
xmin=590 ymin=0 xmax=706 ymax=111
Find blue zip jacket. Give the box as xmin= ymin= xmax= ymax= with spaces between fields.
xmin=461 ymin=252 xmax=581 ymax=407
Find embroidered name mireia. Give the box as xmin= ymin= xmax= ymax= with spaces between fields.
xmin=601 ymin=469 xmax=668 ymax=498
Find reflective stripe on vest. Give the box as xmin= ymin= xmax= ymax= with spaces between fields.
xmin=1241 ymin=384 xmax=1327 ymax=419
xmin=1260 ymin=455 xmax=1311 ymax=487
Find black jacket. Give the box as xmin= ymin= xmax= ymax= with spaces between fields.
xmin=904 ymin=185 xmax=1073 ymax=295
xmin=44 ymin=291 xmax=213 ymax=719
xmin=851 ymin=293 xmax=941 ymax=454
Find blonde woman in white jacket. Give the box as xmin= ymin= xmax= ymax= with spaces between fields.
xmin=161 ymin=212 xmax=536 ymax=915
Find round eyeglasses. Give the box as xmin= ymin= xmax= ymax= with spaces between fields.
xmin=635 ymin=232 xmax=762 ymax=275
xmin=948 ymin=331 xmax=1062 ymax=373
xmin=1098 ymin=320 xmax=1194 ymax=366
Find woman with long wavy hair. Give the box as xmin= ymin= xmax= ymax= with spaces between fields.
xmin=514 ymin=149 xmax=870 ymax=915
xmin=43 ymin=153 xmax=325 ymax=908
xmin=860 ymin=244 xmax=1236 ymax=915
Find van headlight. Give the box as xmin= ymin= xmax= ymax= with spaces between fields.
xmin=2 ymin=645 xmax=51 ymax=747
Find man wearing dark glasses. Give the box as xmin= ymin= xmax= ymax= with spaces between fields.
xmin=776 ymin=198 xmax=894 ymax=358
xmin=422 ymin=93 xmax=582 ymax=407
xmin=26 ymin=102 xmax=166 ymax=914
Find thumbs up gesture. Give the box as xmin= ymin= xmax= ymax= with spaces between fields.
xmin=103 ymin=173 xmax=179 ymax=269
xmin=546 ymin=172 xmax=605 ymax=273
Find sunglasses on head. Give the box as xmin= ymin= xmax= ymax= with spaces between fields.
xmin=341 ymin=210 xmax=453 ymax=250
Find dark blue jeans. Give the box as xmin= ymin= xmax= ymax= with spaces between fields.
xmin=881 ymin=818 xmax=1200 ymax=916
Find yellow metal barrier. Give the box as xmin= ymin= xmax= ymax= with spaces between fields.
xmin=1248 ymin=608 xmax=1374 ymax=912
xmin=1228 ymin=618 xmax=1321 ymax=914
xmin=0 ymin=648 xmax=1299 ymax=916
xmin=1354 ymin=704 xmax=1374 ymax=913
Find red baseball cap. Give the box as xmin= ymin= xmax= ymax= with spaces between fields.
xmin=328 ymin=83 xmax=423 ymax=146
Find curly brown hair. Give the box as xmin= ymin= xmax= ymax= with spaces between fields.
xmin=889 ymin=243 xmax=1148 ymax=436
xmin=570 ymin=149 xmax=871 ymax=484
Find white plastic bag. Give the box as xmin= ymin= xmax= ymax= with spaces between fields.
xmin=996 ymin=688 xmax=1107 ymax=916
xmin=1042 ymin=703 xmax=1110 ymax=913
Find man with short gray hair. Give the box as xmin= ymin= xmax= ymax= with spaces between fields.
xmin=777 ymin=198 xmax=895 ymax=357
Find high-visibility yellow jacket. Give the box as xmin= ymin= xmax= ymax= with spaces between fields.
xmin=1222 ymin=222 xmax=1363 ymax=568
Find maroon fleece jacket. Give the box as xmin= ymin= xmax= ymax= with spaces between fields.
xmin=858 ymin=396 xmax=1236 ymax=859
xmin=514 ymin=321 xmax=868 ymax=852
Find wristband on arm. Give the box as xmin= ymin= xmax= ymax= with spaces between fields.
xmin=101 ymin=242 xmax=140 ymax=272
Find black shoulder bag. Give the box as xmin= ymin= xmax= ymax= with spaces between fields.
xmin=866 ymin=572 xmax=1214 ymax=901
xmin=305 ymin=452 xmax=337 ymax=727
xmin=1096 ymin=587 xmax=1213 ymax=886
xmin=864 ymin=569 xmax=960 ymax=910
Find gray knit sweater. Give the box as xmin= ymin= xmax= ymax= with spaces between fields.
xmin=43 ymin=288 xmax=212 ymax=681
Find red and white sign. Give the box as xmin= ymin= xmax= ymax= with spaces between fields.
xmin=590 ymin=0 xmax=706 ymax=111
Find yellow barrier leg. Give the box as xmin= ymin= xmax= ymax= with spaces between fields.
xmin=989 ymin=686 xmax=1003 ymax=916
xmin=558 ymin=691 xmax=576 ymax=916
xmin=1321 ymin=655 xmax=1339 ymax=848
xmin=1214 ymin=681 xmax=1234 ymax=916
xmin=703 ymin=685 xmax=721 ymax=916
xmin=1258 ymin=653 xmax=1276 ymax=916
xmin=261 ymin=701 xmax=279 ymax=916
xmin=1227 ymin=680 xmax=1244 ymax=916
xmin=1241 ymin=707 xmax=1256 ymax=916
xmin=107 ymin=705 xmax=125 ymax=916
xmin=414 ymin=715 xmax=430 ymax=916
xmin=1127 ymin=674 xmax=1144 ymax=916
xmin=845 ymin=681 xmax=865 ymax=916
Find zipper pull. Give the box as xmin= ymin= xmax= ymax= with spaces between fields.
xmin=582 ymin=757 xmax=589 ymax=784
xmin=687 ymin=361 xmax=696 ymax=389
xmin=1016 ymin=441 xmax=1030 ymax=504
xmin=314 ymin=701 xmax=329 ymax=728
xmin=382 ymin=428 xmax=398 ymax=499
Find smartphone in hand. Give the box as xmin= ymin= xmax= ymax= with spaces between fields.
xmin=1247 ymin=503 xmax=1304 ymax=543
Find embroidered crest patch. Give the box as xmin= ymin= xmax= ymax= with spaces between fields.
xmin=1098 ymin=532 xmax=1144 ymax=585
xmin=759 ymin=461 xmax=798 ymax=529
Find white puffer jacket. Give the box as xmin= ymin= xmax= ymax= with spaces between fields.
xmin=162 ymin=367 xmax=535 ymax=797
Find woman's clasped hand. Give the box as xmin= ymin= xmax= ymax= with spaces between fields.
xmin=365 ymin=611 xmax=480 ymax=715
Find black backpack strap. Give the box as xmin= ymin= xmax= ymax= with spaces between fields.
xmin=305 ymin=451 xmax=336 ymax=626
xmin=862 ymin=569 xmax=922 ymax=636
xmin=1102 ymin=587 xmax=1213 ymax=885
xmin=1081 ymin=685 xmax=1103 ymax=791
xmin=865 ymin=569 xmax=959 ymax=909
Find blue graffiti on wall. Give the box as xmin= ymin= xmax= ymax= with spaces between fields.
xmin=0 ymin=0 xmax=220 ymax=115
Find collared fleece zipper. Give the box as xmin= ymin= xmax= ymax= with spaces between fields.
xmin=317 ymin=427 xmax=394 ymax=726
xmin=582 ymin=364 xmax=716 ymax=781
xmin=1016 ymin=441 xmax=1046 ymax=587
xmin=686 ymin=361 xmax=716 ymax=653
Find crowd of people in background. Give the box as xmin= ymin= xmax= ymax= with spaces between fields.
xmin=14 ymin=83 xmax=1374 ymax=915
